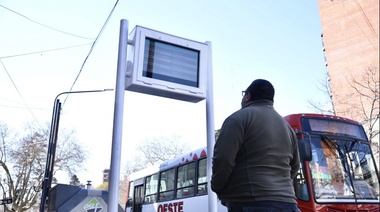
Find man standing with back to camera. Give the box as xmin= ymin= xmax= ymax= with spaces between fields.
xmin=211 ymin=79 xmax=300 ymax=212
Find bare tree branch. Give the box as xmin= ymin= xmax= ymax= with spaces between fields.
xmin=346 ymin=65 xmax=379 ymax=143
xmin=308 ymin=65 xmax=379 ymax=172
xmin=0 ymin=122 xmax=87 ymax=211
xmin=307 ymin=72 xmax=335 ymax=115
xmin=136 ymin=135 xmax=191 ymax=167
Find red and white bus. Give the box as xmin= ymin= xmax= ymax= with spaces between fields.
xmin=286 ymin=113 xmax=379 ymax=212
xmin=125 ymin=113 xmax=379 ymax=212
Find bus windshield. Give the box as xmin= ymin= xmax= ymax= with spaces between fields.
xmin=309 ymin=135 xmax=379 ymax=202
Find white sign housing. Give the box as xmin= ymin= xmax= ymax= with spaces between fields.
xmin=125 ymin=26 xmax=209 ymax=102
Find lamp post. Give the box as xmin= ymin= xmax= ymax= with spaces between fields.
xmin=39 ymin=88 xmax=113 ymax=212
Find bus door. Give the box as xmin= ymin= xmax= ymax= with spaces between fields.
xmin=132 ymin=185 xmax=144 ymax=212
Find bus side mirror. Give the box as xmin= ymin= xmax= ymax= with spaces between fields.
xmin=298 ymin=139 xmax=312 ymax=161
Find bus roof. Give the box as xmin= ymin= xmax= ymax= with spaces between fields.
xmin=128 ymin=147 xmax=207 ymax=181
xmin=159 ymin=147 xmax=207 ymax=171
xmin=284 ymin=113 xmax=361 ymax=125
xmin=128 ymin=165 xmax=160 ymax=181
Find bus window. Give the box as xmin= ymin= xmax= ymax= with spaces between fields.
xmin=177 ymin=162 xmax=195 ymax=198
xmin=310 ymin=139 xmax=340 ymax=199
xmin=144 ymin=173 xmax=158 ymax=203
xmin=159 ymin=168 xmax=175 ymax=201
xmin=134 ymin=185 xmax=144 ymax=211
xmin=295 ymin=162 xmax=309 ymax=201
xmin=345 ymin=143 xmax=379 ymax=199
xmin=197 ymin=158 xmax=207 ymax=195
xmin=126 ymin=181 xmax=134 ymax=207
xmin=309 ymin=137 xmax=379 ymax=201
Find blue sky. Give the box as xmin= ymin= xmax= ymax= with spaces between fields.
xmin=0 ymin=0 xmax=327 ymax=186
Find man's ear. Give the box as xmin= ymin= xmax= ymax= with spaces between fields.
xmin=244 ymin=92 xmax=251 ymax=102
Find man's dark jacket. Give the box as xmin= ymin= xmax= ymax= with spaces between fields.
xmin=211 ymin=100 xmax=300 ymax=203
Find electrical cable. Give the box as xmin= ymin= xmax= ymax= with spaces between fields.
xmin=0 ymin=104 xmax=47 ymax=111
xmin=342 ymin=1 xmax=378 ymax=51
xmin=62 ymin=0 xmax=120 ymax=106
xmin=353 ymin=0 xmax=378 ymax=38
xmin=0 ymin=59 xmax=42 ymax=127
xmin=0 ymin=4 xmax=94 ymax=40
xmin=0 ymin=0 xmax=120 ymax=127
xmin=0 ymin=43 xmax=93 ymax=59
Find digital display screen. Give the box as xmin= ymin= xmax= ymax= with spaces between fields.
xmin=302 ymin=118 xmax=367 ymax=140
xmin=142 ymin=38 xmax=200 ymax=87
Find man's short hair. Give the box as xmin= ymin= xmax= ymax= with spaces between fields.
xmin=247 ymin=79 xmax=275 ymax=102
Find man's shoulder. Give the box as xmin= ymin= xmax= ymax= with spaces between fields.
xmin=228 ymin=108 xmax=248 ymax=118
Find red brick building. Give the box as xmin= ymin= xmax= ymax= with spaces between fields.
xmin=318 ymin=0 xmax=379 ymax=119
xmin=317 ymin=0 xmax=379 ymax=165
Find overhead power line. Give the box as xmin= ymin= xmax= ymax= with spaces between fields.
xmin=342 ymin=1 xmax=378 ymax=51
xmin=0 ymin=4 xmax=94 ymax=40
xmin=63 ymin=0 xmax=120 ymax=105
xmin=353 ymin=0 xmax=378 ymax=38
xmin=0 ymin=43 xmax=93 ymax=59
xmin=0 ymin=104 xmax=48 ymax=111
xmin=0 ymin=59 xmax=42 ymax=127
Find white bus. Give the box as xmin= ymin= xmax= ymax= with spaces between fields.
xmin=124 ymin=147 xmax=227 ymax=212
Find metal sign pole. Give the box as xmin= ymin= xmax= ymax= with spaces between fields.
xmin=108 ymin=19 xmax=129 ymax=211
xmin=205 ymin=41 xmax=218 ymax=212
